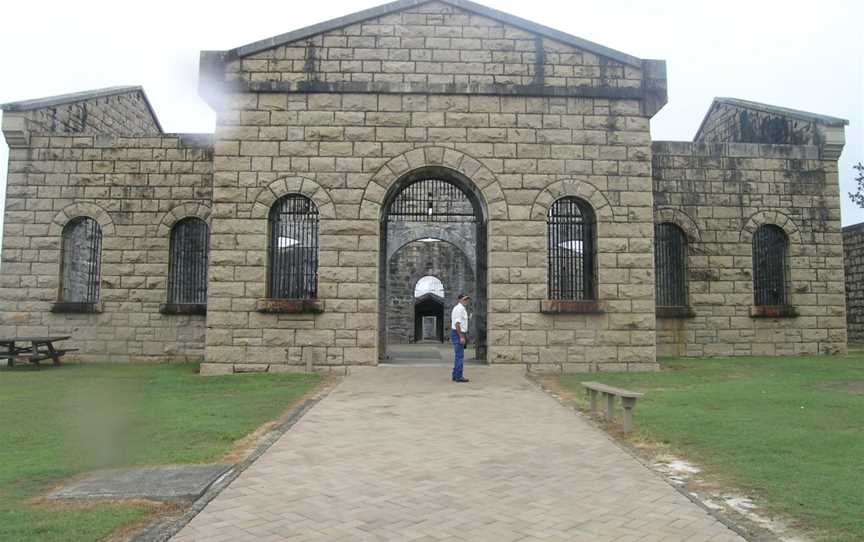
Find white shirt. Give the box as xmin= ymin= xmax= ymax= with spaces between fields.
xmin=451 ymin=303 xmax=469 ymax=333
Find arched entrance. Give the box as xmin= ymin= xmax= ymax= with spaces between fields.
xmin=414 ymin=293 xmax=445 ymax=342
xmin=379 ymin=167 xmax=488 ymax=363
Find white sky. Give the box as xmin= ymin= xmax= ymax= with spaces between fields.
xmin=1 ymin=0 xmax=862 ymax=229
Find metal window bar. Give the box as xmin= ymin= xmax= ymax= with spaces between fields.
xmin=752 ymin=225 xmax=787 ymax=306
xmin=547 ymin=197 xmax=594 ymax=300
xmin=268 ymin=195 xmax=319 ymax=299
xmin=654 ymin=223 xmax=688 ymax=306
xmin=168 ymin=218 xmax=209 ymax=304
xmin=61 ymin=217 xmax=102 ymax=303
xmin=387 ymin=178 xmax=476 ymax=223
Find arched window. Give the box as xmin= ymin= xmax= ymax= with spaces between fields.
xmin=414 ymin=275 xmax=444 ymax=298
xmin=60 ymin=217 xmax=102 ymax=303
xmin=268 ymin=195 xmax=319 ymax=299
xmin=753 ymin=224 xmax=788 ymax=306
xmin=547 ymin=197 xmax=595 ymax=300
xmin=654 ymin=223 xmax=688 ymax=307
xmin=168 ymin=218 xmax=209 ymax=305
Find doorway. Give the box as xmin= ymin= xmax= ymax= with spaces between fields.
xmin=379 ymin=167 xmax=488 ymax=364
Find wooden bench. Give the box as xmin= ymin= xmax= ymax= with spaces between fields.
xmin=581 ymin=381 xmax=644 ymax=433
xmin=0 ymin=336 xmax=76 ymax=368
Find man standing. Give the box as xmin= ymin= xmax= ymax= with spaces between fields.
xmin=450 ymin=293 xmax=470 ymax=383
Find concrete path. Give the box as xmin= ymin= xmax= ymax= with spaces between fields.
xmin=172 ymin=367 xmax=743 ymax=541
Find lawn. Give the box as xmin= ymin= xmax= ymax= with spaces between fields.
xmin=0 ymin=363 xmax=321 ymax=541
xmin=558 ymin=355 xmax=864 ymax=542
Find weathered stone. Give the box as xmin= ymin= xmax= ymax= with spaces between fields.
xmin=0 ymin=1 xmax=847 ymax=373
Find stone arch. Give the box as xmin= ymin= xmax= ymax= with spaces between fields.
xmin=361 ymin=146 xmax=508 ymax=221
xmin=740 ymin=211 xmax=802 ymax=244
xmin=530 ymin=179 xmax=615 ymax=221
xmin=654 ymin=207 xmax=701 ymax=242
xmin=387 ymin=225 xmax=477 ymax=271
xmin=250 ymin=176 xmax=336 ymax=219
xmin=48 ymin=202 xmax=115 ymax=237
xmin=157 ymin=202 xmax=212 ymax=237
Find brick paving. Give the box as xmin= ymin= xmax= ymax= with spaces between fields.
xmin=172 ymin=367 xmax=743 ymax=541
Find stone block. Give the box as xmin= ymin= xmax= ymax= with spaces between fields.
xmin=199 ymin=363 xmax=233 ymax=376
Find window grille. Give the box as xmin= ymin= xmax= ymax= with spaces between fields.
xmin=268 ymin=195 xmax=319 ymax=299
xmin=168 ymin=218 xmax=209 ymax=304
xmin=387 ymin=179 xmax=476 ymax=223
xmin=753 ymin=224 xmax=788 ymax=306
xmin=61 ymin=217 xmax=102 ymax=303
xmin=654 ymin=223 xmax=688 ymax=306
xmin=547 ymin=197 xmax=595 ymax=300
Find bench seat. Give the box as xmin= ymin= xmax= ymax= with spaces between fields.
xmin=581 ymin=381 xmax=644 ymax=433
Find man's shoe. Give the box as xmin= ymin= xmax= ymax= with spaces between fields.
xmin=453 ymin=377 xmax=470 ymax=383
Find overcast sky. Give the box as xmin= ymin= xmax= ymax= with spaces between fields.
xmin=1 ymin=0 xmax=862 ymax=229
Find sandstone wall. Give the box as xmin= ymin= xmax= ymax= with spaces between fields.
xmin=0 ymin=134 xmax=213 ymax=361
xmin=696 ymin=101 xmax=819 ymax=146
xmin=201 ymin=0 xmax=660 ymax=374
xmin=843 ymin=223 xmax=864 ymax=343
xmin=10 ymin=90 xmax=160 ymax=137
xmin=227 ymin=1 xmax=643 ymax=90
xmin=652 ymin=141 xmax=846 ymax=357
xmin=206 ymin=85 xmax=657 ymax=372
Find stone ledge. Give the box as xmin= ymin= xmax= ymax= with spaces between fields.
xmin=750 ymin=305 xmax=799 ymax=318
xmin=255 ymin=298 xmax=324 ymax=314
xmin=159 ymin=303 xmax=207 ymax=316
xmin=51 ymin=301 xmax=103 ymax=314
xmin=240 ymin=79 xmax=656 ymax=101
xmin=656 ymin=306 xmax=696 ymax=319
xmin=540 ymin=300 xmax=604 ymax=314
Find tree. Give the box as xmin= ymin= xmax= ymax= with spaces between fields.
xmin=849 ymin=162 xmax=864 ymax=208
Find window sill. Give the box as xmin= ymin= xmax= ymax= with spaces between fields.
xmin=656 ymin=306 xmax=696 ymax=319
xmin=750 ymin=305 xmax=798 ymax=318
xmin=51 ymin=301 xmax=103 ymax=314
xmin=160 ymin=303 xmax=207 ymax=315
xmin=256 ymin=298 xmax=323 ymax=314
xmin=540 ymin=300 xmax=604 ymax=314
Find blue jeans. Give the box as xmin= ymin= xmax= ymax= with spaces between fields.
xmin=450 ymin=329 xmax=464 ymax=380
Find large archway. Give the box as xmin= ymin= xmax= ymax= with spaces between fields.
xmin=379 ymin=166 xmax=488 ymax=363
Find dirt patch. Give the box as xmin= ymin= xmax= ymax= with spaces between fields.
xmin=812 ymin=380 xmax=864 ymax=395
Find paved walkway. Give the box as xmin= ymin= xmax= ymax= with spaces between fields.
xmin=172 ymin=367 xmax=743 ymax=541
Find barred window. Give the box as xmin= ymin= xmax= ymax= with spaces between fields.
xmin=61 ymin=217 xmax=102 ymax=303
xmin=268 ymin=195 xmax=319 ymax=299
xmin=654 ymin=223 xmax=688 ymax=306
xmin=547 ymin=197 xmax=595 ymax=300
xmin=753 ymin=224 xmax=788 ymax=306
xmin=168 ymin=218 xmax=209 ymax=304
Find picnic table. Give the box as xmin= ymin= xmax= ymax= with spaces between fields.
xmin=0 ymin=336 xmax=76 ymax=368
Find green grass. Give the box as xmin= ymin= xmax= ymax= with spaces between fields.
xmin=559 ymin=356 xmax=864 ymax=542
xmin=0 ymin=363 xmax=321 ymax=541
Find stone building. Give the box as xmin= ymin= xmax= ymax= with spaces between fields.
xmin=0 ymin=0 xmax=849 ymax=373
xmin=843 ymin=223 xmax=864 ymax=344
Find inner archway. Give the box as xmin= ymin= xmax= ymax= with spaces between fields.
xmin=379 ymin=167 xmax=488 ymax=364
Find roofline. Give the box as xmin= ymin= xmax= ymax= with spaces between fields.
xmin=227 ymin=0 xmax=643 ymax=68
xmin=842 ymin=221 xmax=864 ymax=234
xmin=695 ymin=96 xmax=849 ymax=141
xmin=1 ymin=85 xmax=164 ymax=133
